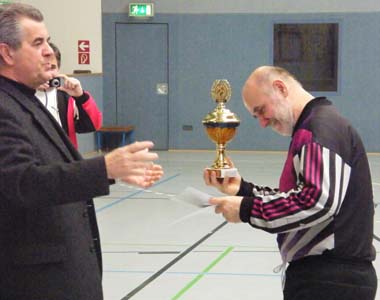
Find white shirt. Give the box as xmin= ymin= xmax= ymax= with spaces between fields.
xmin=35 ymin=88 xmax=62 ymax=126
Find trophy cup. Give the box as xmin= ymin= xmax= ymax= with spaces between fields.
xmin=202 ymin=79 xmax=240 ymax=178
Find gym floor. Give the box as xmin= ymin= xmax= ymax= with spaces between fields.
xmin=92 ymin=151 xmax=380 ymax=300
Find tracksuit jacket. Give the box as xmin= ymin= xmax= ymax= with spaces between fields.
xmin=239 ymin=97 xmax=376 ymax=263
xmin=57 ymin=90 xmax=102 ymax=149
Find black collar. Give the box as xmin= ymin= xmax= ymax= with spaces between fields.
xmin=0 ymin=75 xmax=36 ymax=98
xmin=292 ymin=97 xmax=331 ymax=137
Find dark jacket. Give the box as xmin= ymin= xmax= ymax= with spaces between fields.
xmin=57 ymin=90 xmax=102 ymax=149
xmin=239 ymin=97 xmax=376 ymax=263
xmin=0 ymin=76 xmax=110 ymax=299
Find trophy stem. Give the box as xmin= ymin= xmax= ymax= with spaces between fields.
xmin=209 ymin=142 xmax=238 ymax=178
xmin=213 ymin=143 xmax=228 ymax=169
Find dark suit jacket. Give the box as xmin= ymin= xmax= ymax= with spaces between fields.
xmin=0 ymin=76 xmax=110 ymax=300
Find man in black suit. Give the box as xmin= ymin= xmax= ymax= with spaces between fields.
xmin=0 ymin=3 xmax=163 ymax=299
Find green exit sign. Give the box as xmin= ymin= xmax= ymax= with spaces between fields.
xmin=129 ymin=3 xmax=154 ymax=17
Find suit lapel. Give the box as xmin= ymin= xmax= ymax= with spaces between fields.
xmin=0 ymin=78 xmax=81 ymax=161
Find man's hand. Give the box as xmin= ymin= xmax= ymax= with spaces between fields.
xmin=104 ymin=141 xmax=164 ymax=188
xmin=57 ymin=75 xmax=83 ymax=97
xmin=209 ymin=196 xmax=243 ymax=223
xmin=120 ymin=163 xmax=163 ymax=188
xmin=203 ymin=157 xmax=241 ymax=195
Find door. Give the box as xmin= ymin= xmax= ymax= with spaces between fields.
xmin=115 ymin=23 xmax=168 ymax=149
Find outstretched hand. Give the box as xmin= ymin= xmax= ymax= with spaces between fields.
xmin=104 ymin=141 xmax=164 ymax=188
xmin=121 ymin=163 xmax=163 ymax=188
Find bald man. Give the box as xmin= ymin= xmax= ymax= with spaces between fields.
xmin=204 ymin=66 xmax=377 ymax=300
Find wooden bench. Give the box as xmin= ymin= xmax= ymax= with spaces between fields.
xmin=95 ymin=125 xmax=135 ymax=152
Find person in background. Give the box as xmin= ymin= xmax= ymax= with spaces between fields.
xmin=0 ymin=3 xmax=163 ymax=299
xmin=204 ymin=65 xmax=377 ymax=300
xmin=35 ymin=42 xmax=102 ymax=149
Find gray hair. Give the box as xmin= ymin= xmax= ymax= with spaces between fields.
xmin=0 ymin=3 xmax=43 ymax=65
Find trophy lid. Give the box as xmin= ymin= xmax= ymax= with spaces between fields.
xmin=202 ymin=79 xmax=240 ymax=127
xmin=202 ymin=109 xmax=240 ymax=127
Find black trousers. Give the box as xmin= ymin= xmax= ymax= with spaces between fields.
xmin=283 ymin=255 xmax=377 ymax=300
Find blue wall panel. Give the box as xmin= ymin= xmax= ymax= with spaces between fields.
xmin=102 ymin=12 xmax=380 ymax=152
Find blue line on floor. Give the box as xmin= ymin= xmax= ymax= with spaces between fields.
xmin=95 ymin=173 xmax=181 ymax=213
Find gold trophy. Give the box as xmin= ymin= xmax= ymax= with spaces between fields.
xmin=202 ymin=79 xmax=240 ymax=178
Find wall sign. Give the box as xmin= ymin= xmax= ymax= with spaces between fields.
xmin=78 ymin=40 xmax=90 ymax=65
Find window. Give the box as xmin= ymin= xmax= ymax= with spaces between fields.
xmin=274 ymin=23 xmax=339 ymax=91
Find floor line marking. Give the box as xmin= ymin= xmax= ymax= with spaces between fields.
xmin=95 ymin=173 xmax=180 ymax=213
xmin=104 ymin=269 xmax=280 ymax=278
xmin=101 ymin=242 xmax=277 ymax=249
xmin=120 ymin=221 xmax=227 ymax=299
xmin=171 ymin=246 xmax=234 ymax=300
xmin=102 ymin=250 xmax=278 ymax=254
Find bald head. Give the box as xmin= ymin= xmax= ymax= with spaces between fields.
xmin=242 ymin=65 xmax=309 ymax=109
xmin=244 ymin=66 xmax=301 ymax=97
xmin=241 ymin=66 xmax=314 ymax=135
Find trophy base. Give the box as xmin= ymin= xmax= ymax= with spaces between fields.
xmin=206 ymin=167 xmax=238 ymax=178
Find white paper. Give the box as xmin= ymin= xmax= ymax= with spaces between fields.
xmin=176 ymin=186 xmax=212 ymax=207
